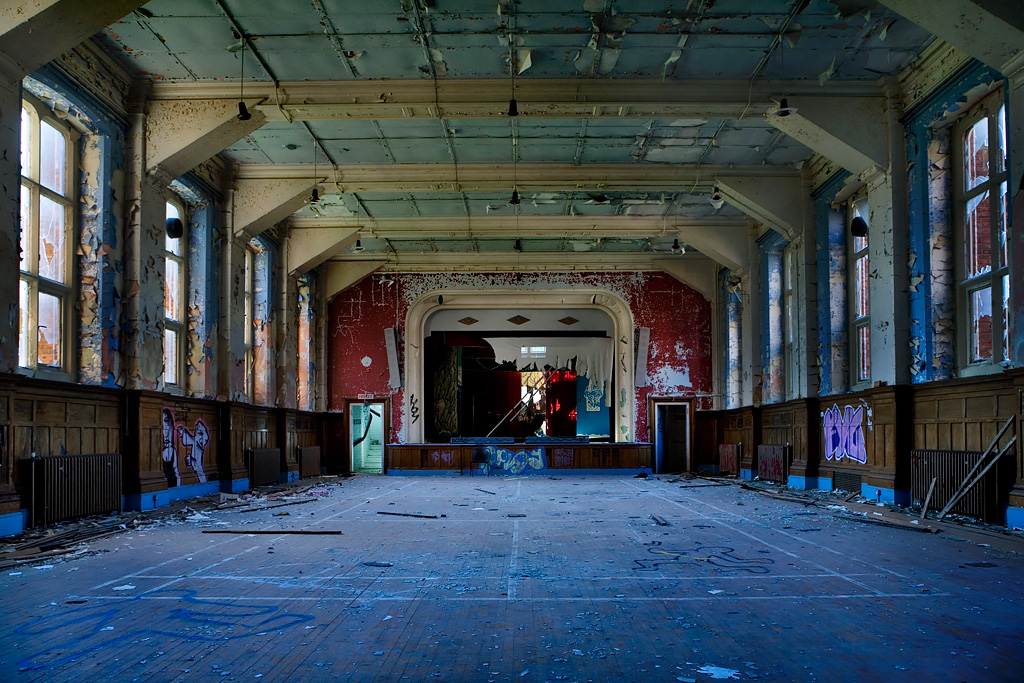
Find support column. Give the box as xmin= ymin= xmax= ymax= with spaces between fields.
xmin=276 ymin=232 xmax=297 ymax=409
xmin=123 ymin=93 xmax=168 ymax=391
xmin=0 ymin=76 xmax=19 ymax=374
xmin=741 ymin=224 xmax=762 ymax=407
xmin=1007 ymin=74 xmax=1024 ymax=366
xmin=799 ymin=169 xmax=820 ymax=399
xmin=866 ymin=82 xmax=912 ymax=387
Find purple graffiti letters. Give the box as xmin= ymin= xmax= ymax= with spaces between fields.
xmin=822 ymin=404 xmax=867 ymax=464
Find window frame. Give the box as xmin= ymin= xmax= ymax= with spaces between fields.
xmin=782 ymin=244 xmax=796 ymax=400
xmin=163 ymin=199 xmax=187 ymax=390
xmin=296 ymin=275 xmax=314 ymax=411
xmin=953 ymin=90 xmax=1009 ymax=375
xmin=244 ymin=243 xmax=255 ymax=402
xmin=18 ymin=94 xmax=78 ymax=380
xmin=848 ymin=194 xmax=871 ymax=389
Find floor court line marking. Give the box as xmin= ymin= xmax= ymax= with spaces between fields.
xmin=624 ymin=481 xmax=895 ymax=595
xmin=118 ymin=571 xmax=889 ymax=582
xmin=90 ymin=481 xmax=414 ymax=591
xmin=77 ymin=592 xmax=950 ymax=603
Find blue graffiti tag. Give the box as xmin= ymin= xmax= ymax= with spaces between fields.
xmin=822 ymin=404 xmax=867 ymax=463
xmin=13 ymin=588 xmax=314 ymax=670
xmin=482 ymin=446 xmax=546 ymax=475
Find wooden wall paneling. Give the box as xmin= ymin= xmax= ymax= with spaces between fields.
xmin=0 ymin=377 xmax=18 ymax=516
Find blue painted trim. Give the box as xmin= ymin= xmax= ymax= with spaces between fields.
xmin=787 ymin=475 xmax=818 ymax=490
xmin=167 ymin=481 xmax=221 ymax=503
xmin=740 ymin=468 xmax=755 ymax=480
xmin=0 ymin=511 xmax=24 ymax=538
xmin=123 ymin=490 xmax=171 ymax=512
xmin=223 ymin=478 xmax=250 ymax=493
xmin=281 ymin=471 xmax=300 ymax=483
xmin=860 ymin=484 xmax=911 ymax=507
xmin=817 ymin=477 xmax=833 ymax=492
xmin=387 ymin=468 xmax=653 ymax=477
xmin=1005 ymin=506 xmax=1024 ymax=530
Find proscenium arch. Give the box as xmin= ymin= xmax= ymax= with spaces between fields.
xmin=404 ymin=288 xmax=636 ymax=444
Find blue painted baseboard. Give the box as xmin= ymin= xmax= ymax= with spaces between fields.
xmin=787 ymin=475 xmax=816 ymax=490
xmin=281 ymin=470 xmax=299 ymax=483
xmin=167 ymin=481 xmax=220 ymax=502
xmin=1005 ymin=506 xmax=1024 ymax=529
xmin=817 ymin=477 xmax=833 ymax=492
xmin=123 ymin=490 xmax=171 ymax=511
xmin=0 ymin=510 xmax=23 ymax=537
xmin=387 ymin=468 xmax=653 ymax=477
xmin=860 ymin=483 xmax=911 ymax=507
xmin=740 ymin=469 xmax=754 ymax=480
xmin=223 ymin=478 xmax=250 ymax=493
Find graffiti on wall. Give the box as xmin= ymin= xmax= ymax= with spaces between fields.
xmin=162 ymin=407 xmax=210 ymax=486
xmin=482 ymin=446 xmax=547 ymax=475
xmin=822 ymin=404 xmax=867 ymax=464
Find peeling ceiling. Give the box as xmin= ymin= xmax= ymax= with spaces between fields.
xmin=98 ymin=0 xmax=935 ymax=265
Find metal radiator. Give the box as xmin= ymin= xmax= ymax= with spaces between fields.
xmin=757 ymin=444 xmax=790 ymax=484
xmin=33 ymin=454 xmax=122 ymax=526
xmin=299 ymin=446 xmax=321 ymax=479
xmin=249 ymin=448 xmax=281 ymax=486
xmin=911 ymin=449 xmax=998 ymax=522
xmin=718 ymin=444 xmax=741 ymax=475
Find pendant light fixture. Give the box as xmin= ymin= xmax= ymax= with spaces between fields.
xmin=236 ymin=36 xmax=252 ymax=121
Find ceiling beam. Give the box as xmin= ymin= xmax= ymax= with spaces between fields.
xmin=882 ymin=0 xmax=1024 ymax=80
xmin=147 ymin=98 xmax=266 ymax=181
xmin=288 ymin=226 xmax=360 ymax=275
xmin=0 ymin=0 xmax=145 ymax=76
xmin=331 ymin=251 xmax=709 ymax=275
xmin=148 ymin=78 xmax=884 ymax=121
xmin=717 ymin=176 xmax=807 ymax=242
xmin=764 ymin=97 xmax=888 ymax=176
xmin=236 ymin=163 xmax=800 ymax=194
xmin=325 ymin=260 xmax=388 ymax=300
xmin=233 ymin=177 xmax=321 ymax=238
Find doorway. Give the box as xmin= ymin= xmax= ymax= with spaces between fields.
xmin=649 ymin=397 xmax=693 ymax=474
xmin=349 ymin=400 xmax=386 ymax=474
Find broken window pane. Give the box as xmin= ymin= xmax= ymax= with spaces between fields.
xmin=965 ymin=190 xmax=991 ymax=278
xmin=1002 ymin=275 xmax=1010 ymax=363
xmin=997 ymin=105 xmax=1006 ymax=174
xmin=21 ymin=108 xmax=31 ymax=179
xmin=854 ymin=255 xmax=869 ymax=319
xmin=39 ymin=120 xmax=66 ymax=195
xmin=37 ymin=292 xmax=61 ymax=367
xmin=37 ymin=195 xmax=65 ymax=283
xmin=164 ymin=257 xmax=180 ymax=321
xmin=20 ymin=184 xmax=31 ymax=271
xmin=164 ymin=328 xmax=178 ymax=385
xmin=964 ymin=117 xmax=989 ymax=191
xmin=970 ymin=286 xmax=992 ymax=362
xmin=1000 ymin=180 xmax=1008 ymax=266
xmin=857 ymin=324 xmax=870 ymax=382
xmin=19 ymin=279 xmax=29 ymax=368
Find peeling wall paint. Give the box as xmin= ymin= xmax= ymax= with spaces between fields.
xmin=904 ymin=62 xmax=1000 ymax=382
xmin=814 ymin=171 xmax=850 ymax=396
xmin=327 ymin=271 xmax=713 ymax=445
xmin=0 ymin=81 xmax=22 ymax=374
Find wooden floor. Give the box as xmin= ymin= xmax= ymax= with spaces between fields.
xmin=2 ymin=475 xmax=1022 ymax=682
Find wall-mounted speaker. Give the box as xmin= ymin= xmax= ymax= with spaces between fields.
xmin=166 ymin=217 xmax=184 ymax=239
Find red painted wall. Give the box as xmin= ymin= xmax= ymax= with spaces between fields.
xmin=327 ymin=272 xmax=713 ymax=444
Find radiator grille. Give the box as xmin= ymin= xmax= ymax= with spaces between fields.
xmin=718 ymin=444 xmax=741 ymax=475
xmin=33 ymin=454 xmax=122 ymax=526
xmin=299 ymin=446 xmax=321 ymax=479
xmin=911 ymin=449 xmax=998 ymax=522
xmin=832 ymin=471 xmax=862 ymax=494
xmin=757 ymin=444 xmax=790 ymax=484
xmin=249 ymin=448 xmax=281 ymax=486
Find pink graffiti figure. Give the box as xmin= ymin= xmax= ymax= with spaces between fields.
xmin=823 ymin=404 xmax=867 ymax=464
xmin=177 ymin=420 xmax=210 ymax=483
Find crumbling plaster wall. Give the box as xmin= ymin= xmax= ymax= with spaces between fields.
xmin=327 ymin=271 xmax=713 ymax=445
xmin=904 ymin=62 xmax=1003 ymax=381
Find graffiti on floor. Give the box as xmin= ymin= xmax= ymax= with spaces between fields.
xmin=633 ymin=541 xmax=774 ymax=573
xmin=822 ymin=404 xmax=867 ymax=464
xmin=482 ymin=446 xmax=546 ymax=475
xmin=13 ymin=588 xmax=314 ymax=670
xmin=162 ymin=407 xmax=210 ymax=486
